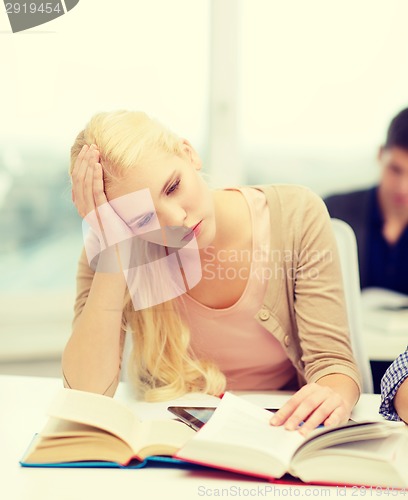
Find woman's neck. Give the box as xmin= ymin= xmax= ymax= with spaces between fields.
xmin=205 ymin=189 xmax=252 ymax=254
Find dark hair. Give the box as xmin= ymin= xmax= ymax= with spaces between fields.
xmin=384 ymin=108 xmax=408 ymax=150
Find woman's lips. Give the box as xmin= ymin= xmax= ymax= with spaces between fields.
xmin=183 ymin=220 xmax=202 ymax=241
xmin=192 ymin=220 xmax=202 ymax=236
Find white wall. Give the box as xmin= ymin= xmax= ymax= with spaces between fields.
xmin=238 ymin=0 xmax=408 ymax=194
xmin=0 ymin=0 xmax=209 ymax=150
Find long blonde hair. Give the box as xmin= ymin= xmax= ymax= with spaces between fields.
xmin=70 ymin=111 xmax=226 ymax=400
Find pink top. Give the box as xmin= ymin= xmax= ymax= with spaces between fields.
xmin=179 ymin=187 xmax=297 ymax=391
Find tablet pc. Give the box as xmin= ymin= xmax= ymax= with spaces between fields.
xmin=167 ymin=406 xmax=279 ymax=431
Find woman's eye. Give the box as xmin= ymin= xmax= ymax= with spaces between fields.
xmin=136 ymin=212 xmax=155 ymax=228
xmin=166 ymin=179 xmax=180 ymax=195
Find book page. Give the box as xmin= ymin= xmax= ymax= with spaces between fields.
xmin=190 ymin=392 xmax=305 ymax=469
xmin=40 ymin=416 xmax=110 ymax=437
xmin=291 ymin=433 xmax=408 ymax=488
xmin=294 ymin=421 xmax=398 ymax=459
xmin=46 ymin=389 xmax=139 ymax=448
xmin=129 ymin=420 xmax=196 ymax=458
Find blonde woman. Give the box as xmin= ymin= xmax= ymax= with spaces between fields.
xmin=63 ymin=110 xmax=361 ymax=435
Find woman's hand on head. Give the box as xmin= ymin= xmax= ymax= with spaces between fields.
xmin=71 ymin=144 xmax=134 ymax=270
xmin=270 ymin=382 xmax=353 ymax=436
xmin=71 ymin=144 xmax=104 ymax=218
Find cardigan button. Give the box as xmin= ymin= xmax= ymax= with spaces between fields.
xmin=259 ymin=309 xmax=270 ymax=321
xmin=284 ymin=335 xmax=290 ymax=347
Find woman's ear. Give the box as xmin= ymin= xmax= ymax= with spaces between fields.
xmin=181 ymin=139 xmax=202 ymax=171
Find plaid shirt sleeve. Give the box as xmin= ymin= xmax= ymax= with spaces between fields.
xmin=379 ymin=347 xmax=408 ymax=421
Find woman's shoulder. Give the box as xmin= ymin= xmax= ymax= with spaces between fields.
xmin=248 ymin=182 xmax=316 ymax=198
xmin=248 ymin=183 xmax=325 ymax=214
xmin=246 ymin=184 xmax=332 ymax=252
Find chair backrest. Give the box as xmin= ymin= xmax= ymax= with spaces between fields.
xmin=331 ymin=218 xmax=374 ymax=393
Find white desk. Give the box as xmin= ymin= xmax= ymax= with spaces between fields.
xmin=0 ymin=375 xmax=396 ymax=500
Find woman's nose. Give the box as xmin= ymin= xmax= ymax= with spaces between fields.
xmin=161 ymin=205 xmax=187 ymax=228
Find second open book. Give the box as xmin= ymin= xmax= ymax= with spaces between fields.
xmin=176 ymin=393 xmax=408 ymax=488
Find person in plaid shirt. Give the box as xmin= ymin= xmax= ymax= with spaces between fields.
xmin=379 ymin=347 xmax=408 ymax=423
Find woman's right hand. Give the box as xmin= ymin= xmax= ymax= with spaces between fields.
xmin=71 ymin=144 xmax=101 ymax=220
xmin=71 ymin=144 xmax=133 ymax=272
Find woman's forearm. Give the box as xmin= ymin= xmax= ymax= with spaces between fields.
xmin=62 ymin=269 xmax=128 ymax=396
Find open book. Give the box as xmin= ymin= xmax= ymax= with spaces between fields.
xmin=176 ymin=393 xmax=408 ymax=488
xmin=20 ymin=388 xmax=195 ymax=468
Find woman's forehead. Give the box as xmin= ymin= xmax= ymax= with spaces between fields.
xmin=106 ymin=167 xmax=163 ymax=200
xmin=107 ymin=153 xmax=184 ymax=200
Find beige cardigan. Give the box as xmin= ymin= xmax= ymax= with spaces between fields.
xmin=69 ymin=184 xmax=362 ymax=396
xmin=252 ymin=185 xmax=360 ymax=390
